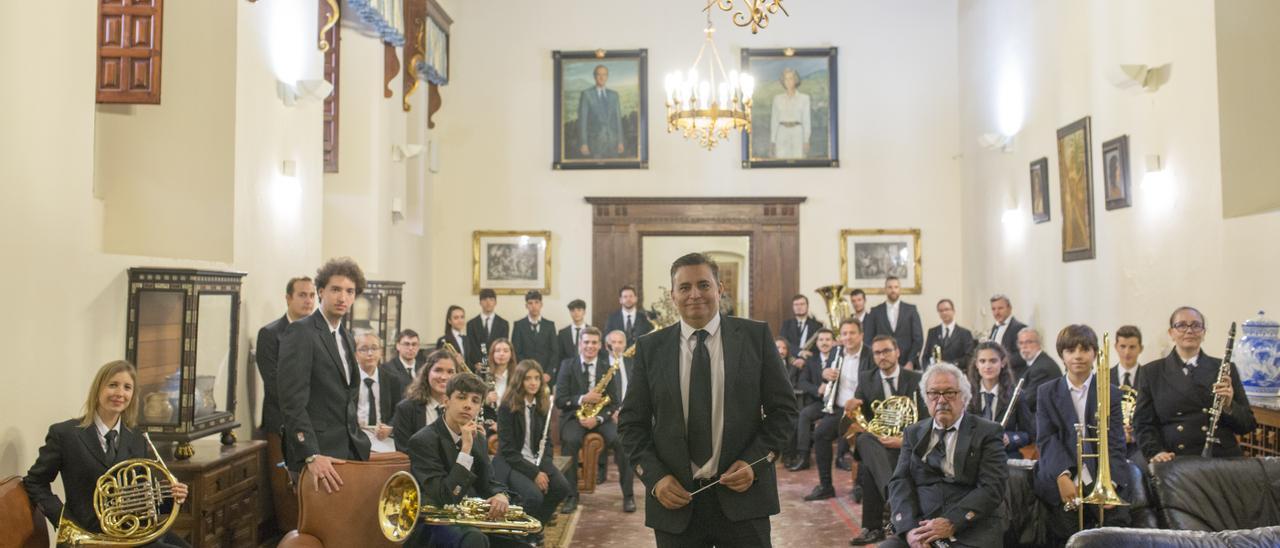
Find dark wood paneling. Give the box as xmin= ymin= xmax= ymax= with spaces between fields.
xmin=321 ymin=0 xmax=340 ymax=172
xmin=586 ymin=197 xmax=804 ymax=334
xmin=97 ymin=0 xmax=163 ymax=104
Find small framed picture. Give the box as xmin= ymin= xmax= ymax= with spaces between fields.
xmin=1102 ymin=135 xmax=1132 ymax=210
xmin=840 ymin=229 xmax=922 ymax=294
xmin=552 ymin=49 xmax=648 ymax=170
xmin=472 ymin=231 xmax=552 ymax=295
xmin=1030 ymin=157 xmax=1051 ymax=224
xmin=741 ymin=47 xmax=839 ymax=168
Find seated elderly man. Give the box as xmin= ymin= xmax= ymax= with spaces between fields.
xmin=884 ymin=362 xmax=1009 ymax=548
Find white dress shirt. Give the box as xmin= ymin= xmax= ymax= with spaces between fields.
xmin=1116 ymin=363 xmax=1139 ymax=387
xmin=924 ymin=413 xmax=965 ymax=478
xmin=481 ymin=313 xmax=494 ymax=333
xmin=941 ymin=321 xmax=956 ymax=340
xmin=992 ymin=320 xmax=1009 ymax=344
xmin=887 ymin=300 xmax=901 ymax=331
xmin=358 ymin=368 xmax=395 ymax=453
xmin=980 ymin=384 xmax=1000 ymax=420
xmin=612 ymin=354 xmax=629 ymax=399
xmin=451 ymin=330 xmax=467 ymax=362
xmin=494 ymin=369 xmax=509 ymax=401
xmin=424 ymin=398 xmax=445 ymax=427
xmin=880 ymin=366 xmax=900 ymax=397
xmin=521 ymin=400 xmax=540 ymax=465
xmin=399 ymin=357 xmax=416 ymax=380
xmin=94 ymin=413 xmax=121 ymax=454
xmin=1067 ymin=375 xmax=1093 ymax=485
xmin=835 ymin=348 xmax=861 ymax=410
xmin=444 ymin=421 xmax=474 ymax=471
xmin=577 ymin=357 xmax=599 ymax=407
xmin=329 ymin=319 xmax=352 ymax=383
xmin=680 ymin=313 xmax=725 ymax=478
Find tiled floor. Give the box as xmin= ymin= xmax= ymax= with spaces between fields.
xmin=570 ymin=453 xmax=865 ymax=547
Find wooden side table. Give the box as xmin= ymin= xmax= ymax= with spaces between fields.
xmin=165 ymin=439 xmax=267 ymax=547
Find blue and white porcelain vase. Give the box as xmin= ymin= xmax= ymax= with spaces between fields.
xmin=1235 ymin=310 xmax=1280 ymax=395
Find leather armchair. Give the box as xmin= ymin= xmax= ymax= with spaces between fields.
xmin=279 ymin=452 xmax=410 ymax=548
xmin=1 ymin=476 xmax=48 ymax=548
xmin=1149 ymin=457 xmax=1280 ymax=531
xmin=577 ymin=432 xmax=605 ymax=494
xmin=1067 ymin=525 xmax=1280 ymax=547
xmin=1005 ymin=461 xmax=1153 ymax=547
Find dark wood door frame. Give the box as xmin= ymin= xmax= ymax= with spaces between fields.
xmin=585 ymin=197 xmax=806 ymax=334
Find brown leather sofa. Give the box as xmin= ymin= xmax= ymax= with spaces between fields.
xmin=0 ymin=476 xmax=48 ymax=548
xmin=278 ymin=452 xmax=410 ymax=548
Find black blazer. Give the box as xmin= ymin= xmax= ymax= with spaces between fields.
xmin=922 ymin=324 xmax=976 ymax=369
xmin=496 ymin=403 xmax=554 ymax=480
xmin=863 ymin=301 xmax=924 ymax=367
xmin=605 ymin=309 xmax=654 ymax=345
xmin=255 ymin=313 xmax=290 ymax=434
xmin=382 ymin=357 xmax=417 ymax=395
xmin=408 ymin=418 xmax=505 ymax=506
xmin=851 ymin=367 xmax=929 ymax=422
xmin=436 ymin=332 xmax=480 ymax=368
xmin=618 ymin=316 xmax=798 ymax=534
xmin=465 ymin=314 xmax=509 ymax=356
xmin=392 ymin=398 xmax=444 ymax=453
xmin=360 ymin=364 xmax=406 ymax=428
xmin=966 ymin=382 xmax=1034 ymax=453
xmin=1109 ymin=364 xmax=1142 ymax=389
xmin=556 ymin=324 xmax=590 ymax=364
xmin=992 ymin=317 xmax=1029 ymax=376
xmin=555 ymin=356 xmax=622 ymax=425
xmin=24 ymin=419 xmax=152 ymax=531
xmin=780 ymin=316 xmax=823 ymax=359
xmin=1134 ymin=350 xmax=1256 ymax=459
xmin=511 ymin=317 xmax=559 ymax=383
xmin=888 ymin=415 xmax=1008 ymax=546
xmin=1033 ymin=375 xmax=1128 ymax=506
xmin=796 ymin=349 xmax=840 ymax=401
xmin=1021 ymin=351 xmax=1063 ymax=415
xmin=278 ymin=310 xmax=370 ymax=471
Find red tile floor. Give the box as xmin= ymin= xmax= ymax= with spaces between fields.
xmin=568 ymin=452 xmax=864 ymax=547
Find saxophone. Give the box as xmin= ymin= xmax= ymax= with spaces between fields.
xmin=576 ymin=362 xmax=620 ymax=420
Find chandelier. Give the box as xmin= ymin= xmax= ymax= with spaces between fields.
xmin=705 ymin=0 xmax=789 ymax=34
xmin=664 ymin=21 xmax=754 ymax=150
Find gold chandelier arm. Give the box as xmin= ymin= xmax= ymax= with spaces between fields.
xmin=319 ymin=0 xmax=340 ymax=52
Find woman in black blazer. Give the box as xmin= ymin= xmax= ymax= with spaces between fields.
xmin=392 ymin=349 xmax=458 ymax=452
xmin=496 ymin=359 xmax=571 ymax=525
xmin=23 ymin=360 xmax=190 ymax=547
xmin=966 ymin=341 xmax=1035 ymax=457
xmin=435 ymin=304 xmax=480 ymax=367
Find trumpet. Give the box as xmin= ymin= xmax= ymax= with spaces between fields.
xmin=57 ymin=432 xmax=182 ymax=546
xmin=577 ymin=362 xmax=620 ymax=420
xmin=1063 ymin=332 xmax=1128 ymax=529
xmin=378 ymin=471 xmax=541 ymax=542
xmin=1202 ymin=322 xmax=1238 ymax=457
xmin=821 ymin=346 xmax=846 ymax=415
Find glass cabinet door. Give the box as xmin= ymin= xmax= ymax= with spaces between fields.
xmin=136 ymin=291 xmax=184 ymax=426
xmin=384 ymin=293 xmax=401 ymax=361
xmin=194 ymin=294 xmax=232 ymax=420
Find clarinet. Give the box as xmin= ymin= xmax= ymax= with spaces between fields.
xmin=1201 ymin=322 xmax=1238 ymax=458
xmin=1000 ymin=378 xmax=1026 ymax=428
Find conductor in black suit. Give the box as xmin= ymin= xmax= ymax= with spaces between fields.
xmin=278 ymin=257 xmax=372 ymax=492
xmin=619 ymin=252 xmax=798 ymax=547
xmin=557 ymin=299 xmax=590 ymax=363
xmin=512 ymin=290 xmax=559 ymax=385
xmin=466 ymin=288 xmax=509 ymax=361
xmin=1018 ymin=327 xmax=1063 ymax=415
xmin=885 ymin=362 xmax=1009 ymax=548
xmin=922 ymin=298 xmax=976 ymax=369
xmin=606 ymin=284 xmax=654 ymax=345
xmin=24 ymin=361 xmax=191 ymax=547
xmin=862 ymin=276 xmax=924 ymax=370
xmin=988 ymin=294 xmax=1028 ymax=376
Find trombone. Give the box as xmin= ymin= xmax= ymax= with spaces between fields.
xmin=1064 ymin=332 xmax=1128 ymax=529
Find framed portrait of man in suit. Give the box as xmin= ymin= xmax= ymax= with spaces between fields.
xmin=1057 ymin=116 xmax=1096 ymax=262
xmin=1030 ymin=157 xmax=1051 ymax=223
xmin=552 ymin=49 xmax=649 ymax=170
xmin=472 ymin=230 xmax=552 ymax=295
xmin=840 ymin=228 xmax=922 ymax=294
xmin=740 ymin=47 xmax=839 ymax=169
xmin=1102 ymin=135 xmax=1132 ymax=210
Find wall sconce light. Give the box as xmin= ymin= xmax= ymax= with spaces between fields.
xmin=392 ymin=144 xmax=424 ymax=162
xmin=277 ymin=79 xmax=333 ymax=106
xmin=978 ymin=133 xmax=1016 ymax=153
xmin=1145 ymin=154 xmax=1164 ymax=173
xmin=1108 ymin=64 xmax=1172 ymax=93
xmin=390 ymin=197 xmax=405 ymax=223
xmin=280 ymin=160 xmax=297 ymax=177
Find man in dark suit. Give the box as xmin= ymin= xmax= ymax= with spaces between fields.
xmin=577 ymin=64 xmax=625 ymax=159
xmin=1111 ymin=325 xmax=1145 ymax=467
xmin=844 ymin=335 xmax=929 ymax=545
xmin=922 ymin=298 xmax=976 ymax=369
xmin=1034 ymin=324 xmax=1130 ymax=544
xmin=512 ymin=290 xmax=558 ymax=385
xmin=558 ymin=299 xmax=590 ymax=364
xmin=1019 ymin=327 xmax=1063 ymax=415
xmin=989 ymin=294 xmax=1029 ymax=377
xmin=556 ymin=327 xmax=621 ymax=513
xmin=354 ymin=331 xmax=406 ymax=454
xmin=606 ymin=284 xmax=654 ymax=346
xmin=780 ymin=294 xmax=824 ymax=371
xmin=1136 ymin=306 xmax=1257 ymax=463
xmin=278 ymin=257 xmax=371 ymax=492
xmin=850 ymin=289 xmax=869 ymax=326
xmin=405 ymin=373 xmax=519 ymax=548
xmin=619 ymin=253 xmax=797 ymax=547
xmin=384 ymin=328 xmax=422 ymax=389
xmin=466 ymin=288 xmax=509 ymax=361
xmin=605 ymin=329 xmax=639 ymax=511
xmin=862 ymin=277 xmax=924 ymax=370
xmin=254 ymin=275 xmax=314 ymax=530
xmin=885 ymin=362 xmax=1008 ymax=548
xmin=788 ymin=328 xmax=839 ymax=471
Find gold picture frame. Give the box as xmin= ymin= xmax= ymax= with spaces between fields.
xmin=839 ymin=228 xmax=922 ymax=294
xmin=472 ymin=231 xmax=552 ymax=295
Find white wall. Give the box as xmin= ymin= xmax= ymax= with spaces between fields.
xmin=641 ymin=235 xmax=751 ymax=317
xmin=957 ymin=0 xmax=1280 ymax=361
xmin=426 ymin=0 xmax=965 ymax=336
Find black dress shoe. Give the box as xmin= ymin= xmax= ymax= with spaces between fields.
xmin=623 ymin=496 xmax=636 ymax=513
xmin=561 ymin=496 xmax=577 ymax=514
xmin=803 ymin=484 xmax=835 ymax=501
xmin=835 ymin=455 xmax=852 ymax=471
xmin=597 ymin=469 xmax=607 ymax=485
xmin=851 ymin=485 xmax=863 ymax=504
xmin=849 ymin=528 xmax=885 ymax=545
xmin=787 ymin=456 xmax=811 ymax=472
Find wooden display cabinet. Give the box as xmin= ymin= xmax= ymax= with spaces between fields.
xmin=345 ymin=279 xmax=404 ymax=362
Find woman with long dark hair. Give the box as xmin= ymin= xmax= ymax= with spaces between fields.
xmin=966 ymin=341 xmax=1034 ymax=457
xmin=496 ymin=359 xmax=570 ymax=535
xmin=436 ymin=304 xmax=478 ymax=366
xmin=391 ymin=349 xmax=457 ymax=452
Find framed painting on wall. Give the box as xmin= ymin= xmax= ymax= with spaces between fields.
xmin=1056 ymin=116 xmax=1095 ymax=262
xmin=1102 ymin=135 xmax=1132 ymax=210
xmin=840 ymin=229 xmax=922 ymax=295
xmin=552 ymin=49 xmax=648 ymax=170
xmin=1030 ymin=157 xmax=1051 ymax=223
xmin=472 ymin=231 xmax=552 ymax=295
xmin=740 ymin=47 xmax=839 ymax=168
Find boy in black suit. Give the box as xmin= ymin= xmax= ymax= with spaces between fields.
xmin=605 ymin=284 xmax=653 ymax=345
xmin=555 ymin=326 xmax=621 ymax=513
xmin=467 ymin=289 xmax=509 ymax=361
xmin=406 ymin=372 xmax=523 ymax=548
xmin=557 ymin=299 xmax=590 ymax=363
xmin=512 ymin=291 xmax=558 ymax=385
xmin=921 ymin=298 xmax=975 ymax=368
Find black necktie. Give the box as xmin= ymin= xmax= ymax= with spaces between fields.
xmin=434 ymin=405 xmax=444 ymax=422
xmin=992 ymin=324 xmax=1001 ymax=341
xmin=585 ymin=362 xmax=595 ymax=386
xmin=983 ymin=392 xmax=995 ymax=420
xmin=484 ymin=317 xmax=491 ymax=339
xmin=886 ymin=376 xmax=897 ymax=395
xmin=364 ymin=378 xmax=378 ymax=425
xmin=1184 ymin=361 xmax=1196 ymax=376
xmin=942 ymin=326 xmax=950 ymax=343
xmin=574 ymin=327 xmax=581 ymax=347
xmin=689 ymin=329 xmax=713 ymax=466
xmin=104 ymin=430 xmax=118 ymax=463
xmin=1122 ymin=372 xmax=1131 ymax=388
xmin=625 ymin=314 xmax=634 ymax=336
xmin=925 ymin=426 xmax=956 ymax=474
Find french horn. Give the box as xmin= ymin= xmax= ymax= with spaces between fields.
xmin=56 ymin=432 xmax=182 ymax=546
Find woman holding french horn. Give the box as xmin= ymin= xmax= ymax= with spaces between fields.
xmin=24 ymin=360 xmax=190 ymax=547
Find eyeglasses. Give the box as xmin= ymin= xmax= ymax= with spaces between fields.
xmin=1171 ymin=322 xmax=1205 ymax=333
xmin=356 ymin=346 xmax=382 ymax=354
xmin=872 ymin=348 xmax=896 ymax=356
xmin=397 ymin=341 xmax=420 ymax=348
xmin=925 ymin=389 xmax=962 ymax=401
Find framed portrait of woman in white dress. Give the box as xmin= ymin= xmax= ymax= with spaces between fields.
xmin=740 ymin=47 xmax=838 ymax=168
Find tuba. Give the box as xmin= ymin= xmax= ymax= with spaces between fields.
xmin=57 ymin=432 xmax=182 ymax=546
xmin=1064 ymin=332 xmax=1128 ymax=529
xmin=814 ymin=284 xmax=853 ymax=328
xmin=844 ymin=395 xmax=918 ymax=441
xmin=378 ymin=471 xmax=541 ymax=542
